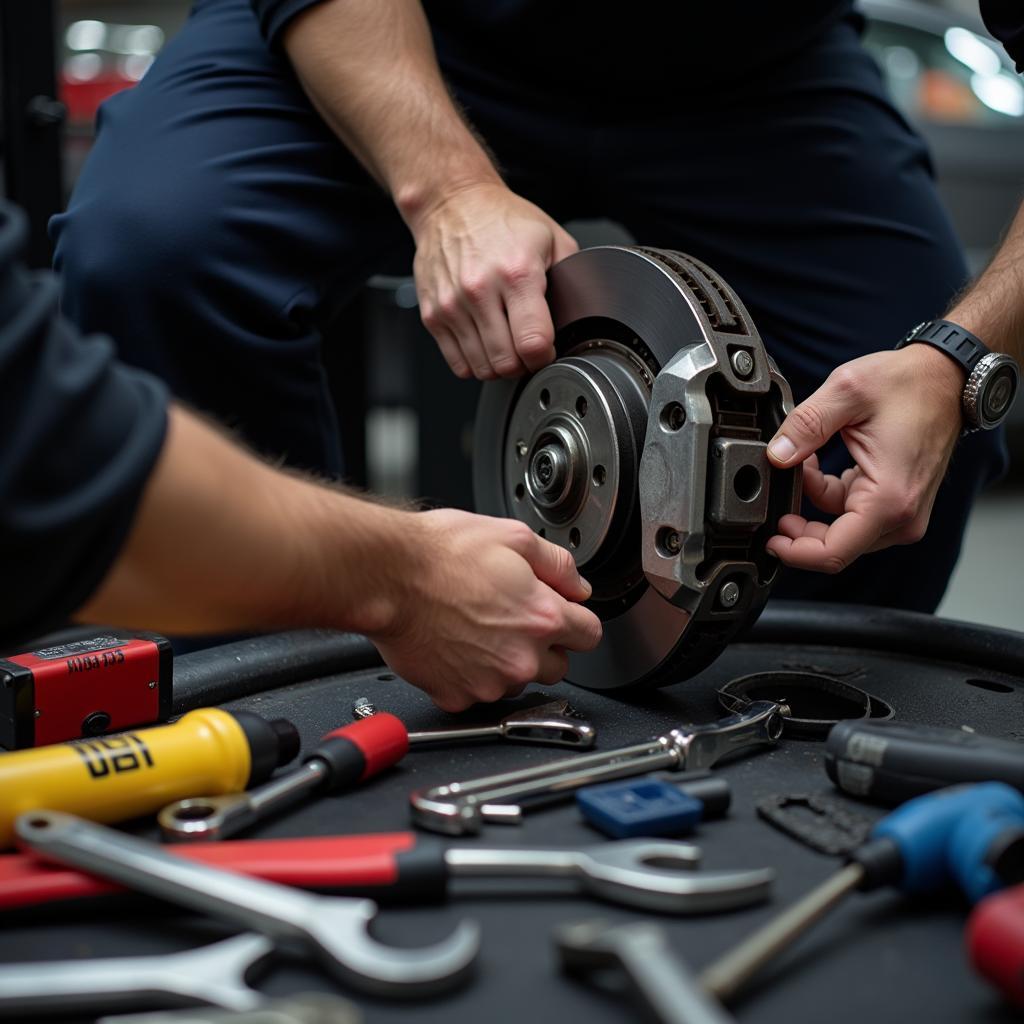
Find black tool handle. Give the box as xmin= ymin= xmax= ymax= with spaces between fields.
xmin=826 ymin=720 xmax=1024 ymax=805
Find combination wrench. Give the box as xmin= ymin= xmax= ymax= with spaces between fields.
xmin=411 ymin=701 xmax=786 ymax=835
xmin=14 ymin=811 xmax=479 ymax=997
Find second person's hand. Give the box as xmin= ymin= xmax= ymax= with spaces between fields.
xmin=404 ymin=181 xmax=578 ymax=380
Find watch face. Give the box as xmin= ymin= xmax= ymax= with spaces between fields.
xmin=981 ymin=364 xmax=1018 ymax=424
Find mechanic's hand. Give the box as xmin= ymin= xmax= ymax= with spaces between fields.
xmin=407 ymin=182 xmax=578 ymax=380
xmin=370 ymin=508 xmax=603 ymax=711
xmin=764 ymin=345 xmax=964 ymax=574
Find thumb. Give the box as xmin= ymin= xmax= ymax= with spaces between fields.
xmin=522 ymin=533 xmax=592 ymax=602
xmin=768 ymin=369 xmax=867 ymax=467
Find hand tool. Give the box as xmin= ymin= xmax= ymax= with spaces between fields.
xmin=352 ymin=696 xmax=596 ymax=748
xmin=99 ymin=993 xmax=361 ymax=1024
xmin=3 ymin=831 xmax=773 ymax=914
xmin=474 ymin=245 xmax=802 ymax=692
xmin=15 ymin=811 xmax=479 ymax=997
xmin=0 ymin=932 xmax=275 ymax=1016
xmin=0 ymin=708 xmax=298 ymax=849
xmin=411 ymin=701 xmax=785 ymax=835
xmin=698 ymin=782 xmax=1024 ymax=1003
xmin=1 ymin=631 xmax=172 ymax=748
xmin=576 ymin=772 xmax=731 ymax=839
xmin=967 ymin=884 xmax=1024 ymax=1007
xmin=557 ymin=919 xmax=736 ymax=1024
xmin=826 ymin=719 xmax=1024 ymax=805
xmin=159 ymin=713 xmax=409 ymax=842
xmin=717 ymin=670 xmax=887 ymax=738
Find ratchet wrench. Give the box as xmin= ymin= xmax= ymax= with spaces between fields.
xmin=3 ymin=832 xmax=773 ymax=914
xmin=14 ymin=811 xmax=479 ymax=997
xmin=411 ymin=701 xmax=786 ymax=835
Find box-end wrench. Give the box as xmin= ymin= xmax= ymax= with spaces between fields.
xmin=557 ymin=919 xmax=736 ymax=1024
xmin=15 ymin=811 xmax=479 ymax=998
xmin=352 ymin=697 xmax=596 ymax=749
xmin=411 ymin=701 xmax=786 ymax=835
xmin=0 ymin=933 xmax=275 ymax=1017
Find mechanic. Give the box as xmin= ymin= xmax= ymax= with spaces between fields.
xmin=51 ymin=0 xmax=1020 ymax=614
xmin=0 ymin=203 xmax=602 ymax=711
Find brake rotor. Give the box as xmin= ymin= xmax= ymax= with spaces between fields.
xmin=474 ymin=246 xmax=801 ymax=691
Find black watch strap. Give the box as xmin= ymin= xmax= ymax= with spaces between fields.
xmin=896 ymin=318 xmax=989 ymax=373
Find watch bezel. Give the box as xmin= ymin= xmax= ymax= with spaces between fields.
xmin=964 ymin=352 xmax=1020 ymax=431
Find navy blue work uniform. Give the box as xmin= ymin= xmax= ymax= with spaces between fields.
xmin=51 ymin=0 xmax=1011 ymax=614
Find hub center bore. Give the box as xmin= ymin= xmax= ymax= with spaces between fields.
xmin=530 ymin=443 xmax=569 ymax=501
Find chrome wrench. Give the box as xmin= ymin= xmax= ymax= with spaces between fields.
xmin=15 ymin=811 xmax=479 ymax=997
xmin=410 ymin=701 xmax=786 ymax=835
xmin=352 ymin=697 xmax=596 ymax=748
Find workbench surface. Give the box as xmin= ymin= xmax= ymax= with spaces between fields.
xmin=3 ymin=620 xmax=1023 ymax=1024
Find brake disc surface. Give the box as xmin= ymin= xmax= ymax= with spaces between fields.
xmin=474 ymin=247 xmax=801 ymax=690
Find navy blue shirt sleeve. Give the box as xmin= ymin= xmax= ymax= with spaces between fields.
xmin=0 ymin=203 xmax=168 ymax=646
xmin=980 ymin=0 xmax=1024 ymax=72
xmin=250 ymin=0 xmax=322 ymax=48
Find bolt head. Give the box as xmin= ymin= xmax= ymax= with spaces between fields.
xmin=515 ymin=440 xmax=528 ymax=460
xmin=731 ymin=350 xmax=755 ymax=378
xmin=719 ymin=581 xmax=741 ymax=608
xmin=148 ymin=680 xmax=157 ymax=689
xmin=665 ymin=531 xmax=681 ymax=554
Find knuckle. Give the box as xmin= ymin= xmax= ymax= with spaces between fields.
xmin=501 ymin=258 xmax=537 ymax=288
xmin=881 ymin=488 xmax=919 ymax=527
xmin=505 ymin=519 xmax=536 ymax=548
xmin=516 ymin=332 xmax=554 ymax=359
xmin=503 ymin=650 xmax=540 ymax=684
xmin=460 ymin=273 xmax=490 ymax=302
xmin=491 ymin=353 xmax=523 ymax=378
xmin=420 ymin=304 xmax=441 ymax=331
xmin=828 ymin=365 xmax=863 ymax=398
xmin=789 ymin=402 xmax=829 ymax=442
xmin=902 ymin=517 xmax=928 ymax=544
xmin=437 ymin=293 xmax=460 ymax=321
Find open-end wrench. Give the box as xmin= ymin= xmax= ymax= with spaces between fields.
xmin=0 ymin=933 xmax=275 ymax=1016
xmin=1 ymin=834 xmax=772 ymax=915
xmin=557 ymin=919 xmax=736 ymax=1024
xmin=352 ymin=697 xmax=596 ymax=749
xmin=15 ymin=811 xmax=479 ymax=998
xmin=411 ymin=701 xmax=786 ymax=835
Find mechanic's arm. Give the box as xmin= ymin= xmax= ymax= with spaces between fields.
xmin=79 ymin=406 xmax=601 ymax=711
xmin=765 ymin=202 xmax=1024 ymax=573
xmin=281 ymin=0 xmax=577 ymax=379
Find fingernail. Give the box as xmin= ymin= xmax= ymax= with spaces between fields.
xmin=579 ymin=575 xmax=593 ymax=597
xmin=765 ymin=546 xmax=779 ymax=559
xmin=768 ymin=434 xmax=796 ymax=463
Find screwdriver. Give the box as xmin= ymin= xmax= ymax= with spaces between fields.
xmin=159 ymin=713 xmax=410 ymax=841
xmin=698 ymin=782 xmax=1024 ymax=1003
xmin=0 ymin=708 xmax=298 ymax=849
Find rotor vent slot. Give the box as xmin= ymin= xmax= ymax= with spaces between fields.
xmin=638 ymin=248 xmax=746 ymax=336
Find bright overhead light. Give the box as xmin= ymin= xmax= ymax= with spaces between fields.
xmin=66 ymin=20 xmax=106 ymax=52
xmin=971 ymin=71 xmax=1024 ymax=117
xmin=108 ymin=24 xmax=164 ymax=55
xmin=945 ymin=27 xmax=1001 ymax=77
xmin=64 ymin=52 xmax=103 ymax=82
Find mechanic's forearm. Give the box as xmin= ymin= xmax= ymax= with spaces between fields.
xmin=946 ymin=201 xmax=1024 ymax=361
xmin=74 ymin=405 xmax=413 ymax=636
xmin=283 ymin=0 xmax=500 ymax=226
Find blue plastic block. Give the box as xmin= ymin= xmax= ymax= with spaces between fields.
xmin=576 ymin=776 xmax=704 ymax=839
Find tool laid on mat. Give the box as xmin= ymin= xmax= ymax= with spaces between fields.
xmin=2 ymin=832 xmax=773 ymax=914
xmin=352 ymin=696 xmax=596 ymax=748
xmin=0 ymin=631 xmax=173 ymax=749
xmin=557 ymin=919 xmax=735 ymax=1024
xmin=698 ymin=782 xmax=1024 ymax=1003
xmin=826 ymin=719 xmax=1024 ymax=805
xmin=0 ymin=708 xmax=298 ymax=849
xmin=411 ymin=701 xmax=785 ymax=835
xmin=160 ymin=713 xmax=410 ymax=842
xmin=576 ymin=772 xmax=731 ymax=839
xmin=755 ymin=793 xmax=874 ymax=856
xmin=967 ymin=883 xmax=1024 ymax=1008
xmin=15 ymin=811 xmax=479 ymax=997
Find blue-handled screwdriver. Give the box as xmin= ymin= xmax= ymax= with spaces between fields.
xmin=698 ymin=782 xmax=1024 ymax=1003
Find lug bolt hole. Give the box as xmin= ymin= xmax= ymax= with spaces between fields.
xmin=569 ymin=528 xmax=581 ymax=549
xmin=514 ymin=483 xmax=525 ymax=501
xmin=539 ymin=388 xmax=550 ymax=409
xmin=575 ymin=396 xmax=588 ymax=418
xmin=656 ymin=527 xmax=682 ymax=557
xmin=538 ymin=527 xmax=546 ymax=538
xmin=592 ymin=465 xmax=606 ymax=487
xmin=660 ymin=402 xmax=686 ymax=432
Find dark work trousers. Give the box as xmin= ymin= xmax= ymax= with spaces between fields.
xmin=51 ymin=0 xmax=1007 ymax=614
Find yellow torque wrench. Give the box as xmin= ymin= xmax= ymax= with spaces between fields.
xmin=0 ymin=708 xmax=298 ymax=848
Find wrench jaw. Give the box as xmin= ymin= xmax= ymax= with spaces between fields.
xmin=409 ymin=786 xmax=487 ymax=837
xmin=157 ymin=794 xmax=256 ymax=843
xmin=501 ymin=701 xmax=597 ymax=748
xmin=307 ymin=901 xmax=481 ymax=998
xmin=668 ymin=700 xmax=787 ymax=773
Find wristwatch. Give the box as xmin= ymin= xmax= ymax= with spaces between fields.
xmin=896 ymin=318 xmax=1020 ymax=431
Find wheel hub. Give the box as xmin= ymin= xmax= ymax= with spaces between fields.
xmin=475 ymin=246 xmax=802 ymax=691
